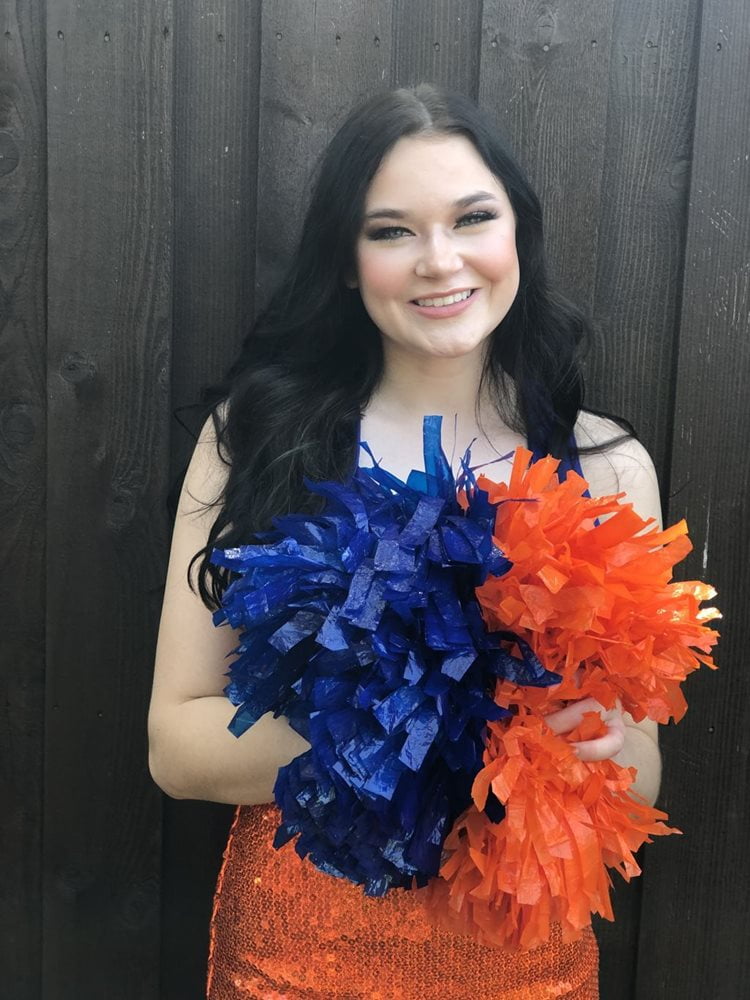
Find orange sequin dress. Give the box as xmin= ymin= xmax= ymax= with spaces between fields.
xmin=206 ymin=803 xmax=599 ymax=999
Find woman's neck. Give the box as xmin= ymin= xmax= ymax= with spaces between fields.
xmin=367 ymin=345 xmax=491 ymax=427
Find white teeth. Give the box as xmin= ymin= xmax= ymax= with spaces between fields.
xmin=415 ymin=289 xmax=473 ymax=307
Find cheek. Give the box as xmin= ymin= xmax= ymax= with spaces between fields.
xmin=356 ymin=248 xmax=410 ymax=301
xmin=476 ymin=233 xmax=519 ymax=282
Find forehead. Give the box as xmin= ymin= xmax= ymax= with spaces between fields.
xmin=364 ymin=134 xmax=507 ymax=207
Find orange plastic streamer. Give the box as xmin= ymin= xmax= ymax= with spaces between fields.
xmin=426 ymin=448 xmax=719 ymax=951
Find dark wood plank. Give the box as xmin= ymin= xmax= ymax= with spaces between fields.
xmin=588 ymin=0 xmax=701 ymax=474
xmin=160 ymin=6 xmax=264 ymax=994
xmin=160 ymin=800 xmax=235 ymax=1000
xmin=390 ymin=0 xmax=483 ymax=97
xmin=0 ymin=1 xmax=47 ymax=996
xmin=636 ymin=0 xmax=750 ymax=996
xmin=170 ymin=0 xmax=262 ymax=481
xmin=44 ymin=4 xmax=173 ymax=997
xmin=592 ymin=874 xmax=643 ymax=1000
xmin=255 ymin=0 xmax=393 ymax=304
xmin=478 ymin=0 xmax=616 ymax=312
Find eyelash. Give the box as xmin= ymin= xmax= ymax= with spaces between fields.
xmin=366 ymin=210 xmax=498 ymax=242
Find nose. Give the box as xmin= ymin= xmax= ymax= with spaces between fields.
xmin=414 ymin=229 xmax=463 ymax=278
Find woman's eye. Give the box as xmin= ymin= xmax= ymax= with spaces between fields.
xmin=367 ymin=226 xmax=412 ymax=241
xmin=456 ymin=210 xmax=497 ymax=228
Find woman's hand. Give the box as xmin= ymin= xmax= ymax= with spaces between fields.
xmin=544 ymin=696 xmax=626 ymax=762
xmin=543 ymin=696 xmax=662 ymax=804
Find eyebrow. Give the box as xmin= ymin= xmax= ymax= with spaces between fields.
xmin=363 ymin=190 xmax=500 ymax=221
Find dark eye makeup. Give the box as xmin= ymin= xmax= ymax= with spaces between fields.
xmin=365 ymin=209 xmax=498 ymax=242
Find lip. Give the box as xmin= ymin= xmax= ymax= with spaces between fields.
xmin=408 ymin=288 xmax=478 ymax=319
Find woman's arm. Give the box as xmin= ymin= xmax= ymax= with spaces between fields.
xmin=542 ymin=415 xmax=665 ymax=806
xmin=147 ymin=418 xmax=311 ymax=805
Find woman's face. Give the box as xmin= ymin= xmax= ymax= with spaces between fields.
xmin=354 ymin=134 xmax=520 ymax=365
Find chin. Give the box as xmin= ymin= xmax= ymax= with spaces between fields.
xmin=420 ymin=338 xmax=489 ymax=360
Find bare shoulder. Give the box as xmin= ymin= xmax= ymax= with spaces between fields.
xmin=575 ymin=411 xmax=663 ymax=527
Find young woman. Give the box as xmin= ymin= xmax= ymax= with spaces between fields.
xmin=148 ymin=84 xmax=661 ymax=999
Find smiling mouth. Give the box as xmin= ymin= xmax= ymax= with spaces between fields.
xmin=412 ymin=289 xmax=476 ymax=308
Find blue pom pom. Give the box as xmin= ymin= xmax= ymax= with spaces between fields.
xmin=211 ymin=416 xmax=560 ymax=892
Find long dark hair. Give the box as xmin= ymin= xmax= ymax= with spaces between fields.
xmin=193 ymin=84 xmax=613 ymax=608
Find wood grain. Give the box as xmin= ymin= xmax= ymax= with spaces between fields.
xmin=587 ymin=0 xmax=701 ymax=474
xmin=479 ymin=0 xmax=616 ymax=312
xmin=44 ymin=2 xmax=173 ymax=996
xmin=170 ymin=0 xmax=262 ymax=480
xmin=636 ymin=0 xmax=750 ymax=996
xmin=0 ymin=1 xmax=47 ymax=995
xmin=255 ymin=0 xmax=393 ymax=305
xmin=390 ymin=0 xmax=483 ymax=96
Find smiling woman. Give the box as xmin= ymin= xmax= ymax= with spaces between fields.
xmin=147 ymin=83 xmax=662 ymax=999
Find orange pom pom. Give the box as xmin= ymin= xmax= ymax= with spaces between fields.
xmin=426 ymin=706 xmax=677 ymax=951
xmin=427 ymin=448 xmax=718 ymax=951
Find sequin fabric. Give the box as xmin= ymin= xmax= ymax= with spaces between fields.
xmin=206 ymin=804 xmax=599 ymax=999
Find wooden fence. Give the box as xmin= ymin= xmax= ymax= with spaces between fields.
xmin=1 ymin=1 xmax=748 ymax=997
